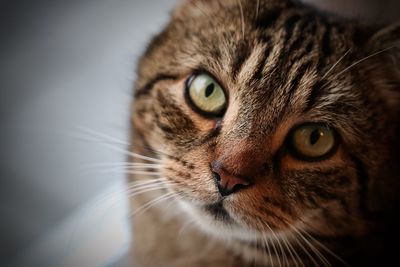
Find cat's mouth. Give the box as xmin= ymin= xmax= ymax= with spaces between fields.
xmin=204 ymin=201 xmax=233 ymax=222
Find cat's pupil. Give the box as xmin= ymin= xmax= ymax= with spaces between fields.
xmin=205 ymin=83 xmax=215 ymax=98
xmin=310 ymin=129 xmax=321 ymax=145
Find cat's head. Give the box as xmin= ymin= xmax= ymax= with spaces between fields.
xmin=132 ymin=0 xmax=400 ymax=254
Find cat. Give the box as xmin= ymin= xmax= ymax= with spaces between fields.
xmin=129 ymin=0 xmax=400 ymax=266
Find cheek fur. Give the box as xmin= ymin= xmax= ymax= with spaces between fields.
xmin=161 ymin=148 xmax=219 ymax=203
xmin=129 ymin=0 xmax=400 ymax=264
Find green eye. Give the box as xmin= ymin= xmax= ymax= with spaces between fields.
xmin=186 ymin=74 xmax=226 ymax=116
xmin=290 ymin=123 xmax=336 ymax=160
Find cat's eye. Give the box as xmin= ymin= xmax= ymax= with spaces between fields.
xmin=186 ymin=74 xmax=227 ymax=116
xmin=289 ymin=123 xmax=336 ymax=160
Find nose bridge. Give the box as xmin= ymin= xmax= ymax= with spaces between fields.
xmin=217 ymin=94 xmax=274 ymax=178
xmin=227 ymin=96 xmax=273 ymax=141
xmin=218 ymin=138 xmax=267 ymax=178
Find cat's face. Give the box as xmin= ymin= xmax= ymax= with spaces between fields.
xmin=132 ymin=0 xmax=399 ymax=251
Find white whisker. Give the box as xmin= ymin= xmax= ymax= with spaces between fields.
xmin=97 ymin=170 xmax=162 ymax=176
xmin=126 ymin=182 xmax=170 ymax=194
xmin=104 ymin=179 xmax=171 ymax=204
xmin=253 ymin=231 xmax=259 ymax=267
xmin=128 ymin=177 xmax=168 ymax=186
xmin=263 ymin=223 xmax=282 ymax=267
xmin=255 ymin=0 xmax=260 ymax=20
xmin=335 ymin=44 xmax=398 ymax=77
xmin=190 ymin=0 xmax=210 ymax=17
xmin=126 ymin=186 xmax=170 ymax=199
xmin=291 ymin=227 xmax=331 ymax=267
xmin=237 ymin=0 xmax=245 ymax=39
xmin=281 ymin=233 xmax=303 ymax=267
xmin=77 ymin=126 xmax=130 ymax=145
xmin=276 ymin=233 xmax=289 ymax=267
xmin=321 ymin=48 xmax=352 ymax=79
xmin=83 ymin=162 xmax=162 ymax=169
xmin=101 ymin=140 xmax=161 ymax=163
xmin=131 ymin=192 xmax=177 ymax=216
xmin=261 ymin=231 xmax=274 ymax=267
xmin=290 ymin=229 xmax=320 ymax=267
xmin=298 ymin=228 xmax=350 ymax=267
xmin=76 ymin=127 xmax=162 ymax=163
xmin=69 ymin=179 xmax=171 ymax=242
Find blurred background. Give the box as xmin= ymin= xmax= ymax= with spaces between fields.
xmin=0 ymin=0 xmax=399 ymax=266
xmin=0 ymin=0 xmax=176 ymax=266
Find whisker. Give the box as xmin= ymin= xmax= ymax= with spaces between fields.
xmin=281 ymin=233 xmax=303 ymax=267
xmin=277 ymin=233 xmax=289 ymax=267
xmin=190 ymin=0 xmax=230 ymax=33
xmin=107 ymin=142 xmax=161 ymax=163
xmin=125 ymin=177 xmax=168 ymax=190
xmin=126 ymin=166 xmax=161 ymax=171
xmin=263 ymin=223 xmax=282 ymax=267
xmin=289 ymin=229 xmax=320 ymax=267
xmin=80 ymin=165 xmax=162 ymax=175
xmin=335 ymin=44 xmax=398 ymax=77
xmin=75 ymin=135 xmax=169 ymax=159
xmin=69 ymin=179 xmax=170 ymax=238
xmin=291 ymin=227 xmax=331 ymax=267
xmin=83 ymin=162 xmax=162 ymax=169
xmin=93 ymin=170 xmax=163 ymax=176
xmin=76 ymin=127 xmax=162 ymax=163
xmin=253 ymin=231 xmax=259 ymax=267
xmin=255 ymin=0 xmax=260 ymax=20
xmin=73 ymin=133 xmax=169 ymax=159
xmin=298 ymin=228 xmax=351 ymax=267
xmin=78 ymin=168 xmax=163 ymax=181
xmin=77 ymin=126 xmax=130 ymax=145
xmin=125 ymin=182 xmax=178 ymax=200
xmin=321 ymin=48 xmax=352 ymax=79
xmin=130 ymin=191 xmax=177 ymax=216
xmin=104 ymin=179 xmax=171 ymax=203
xmin=126 ymin=186 xmax=171 ymax=199
xmin=282 ymin=237 xmax=297 ymax=267
xmin=189 ymin=0 xmax=211 ymax=17
xmin=237 ymin=0 xmax=245 ymax=39
xmin=127 ymin=178 xmax=168 ymax=188
xmin=261 ymin=231 xmax=274 ymax=267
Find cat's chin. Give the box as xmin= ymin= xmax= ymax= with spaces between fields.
xmin=176 ymin=199 xmax=258 ymax=243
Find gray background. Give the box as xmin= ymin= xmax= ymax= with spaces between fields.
xmin=0 ymin=0 xmax=176 ymax=265
xmin=0 ymin=0 xmax=399 ymax=266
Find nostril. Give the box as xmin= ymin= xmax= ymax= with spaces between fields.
xmin=231 ymin=183 xmax=247 ymax=193
xmin=212 ymin=171 xmax=221 ymax=182
xmin=212 ymin=169 xmax=252 ymax=197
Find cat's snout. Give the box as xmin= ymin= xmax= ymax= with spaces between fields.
xmin=211 ymin=161 xmax=253 ymax=197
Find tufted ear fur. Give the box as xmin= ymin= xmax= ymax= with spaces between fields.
xmin=369 ymin=21 xmax=400 ymax=55
xmin=172 ymin=0 xmax=235 ymax=19
xmin=366 ymin=21 xmax=400 ymax=110
xmin=363 ymin=22 xmax=400 ymax=215
xmin=172 ymin=0 xmax=292 ymax=19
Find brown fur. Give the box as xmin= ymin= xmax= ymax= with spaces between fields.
xmin=129 ymin=0 xmax=400 ymax=266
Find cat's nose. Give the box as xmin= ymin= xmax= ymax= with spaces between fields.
xmin=211 ymin=161 xmax=252 ymax=197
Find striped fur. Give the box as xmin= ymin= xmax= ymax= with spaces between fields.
xmin=130 ymin=0 xmax=400 ymax=266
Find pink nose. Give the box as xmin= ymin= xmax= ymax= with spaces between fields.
xmin=211 ymin=161 xmax=252 ymax=197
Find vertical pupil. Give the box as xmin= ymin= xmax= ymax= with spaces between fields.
xmin=205 ymin=83 xmax=215 ymax=98
xmin=310 ymin=129 xmax=321 ymax=145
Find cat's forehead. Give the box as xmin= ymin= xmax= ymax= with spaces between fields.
xmin=167 ymin=1 xmax=362 ymax=112
xmin=134 ymin=1 xmax=370 ymax=138
xmin=165 ymin=1 xmax=365 ymax=86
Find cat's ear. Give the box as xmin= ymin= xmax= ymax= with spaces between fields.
xmin=365 ymin=22 xmax=400 ymax=109
xmin=172 ymin=0 xmax=292 ymax=19
xmin=362 ymin=23 xmax=400 ymax=215
xmin=368 ymin=21 xmax=400 ymax=66
xmin=172 ymin=0 xmax=248 ymax=19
